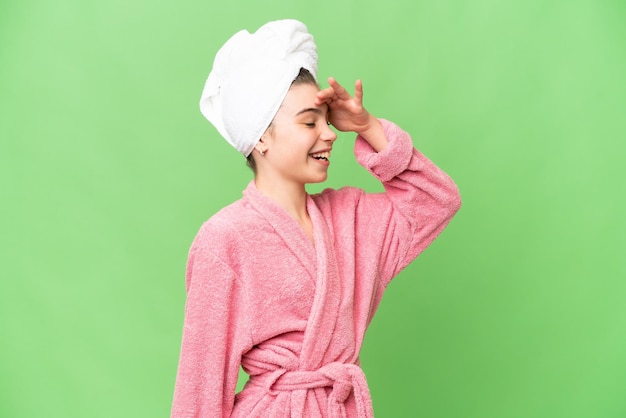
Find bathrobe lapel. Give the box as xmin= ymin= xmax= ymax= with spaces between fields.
xmin=243 ymin=181 xmax=344 ymax=367
xmin=243 ymin=182 xmax=348 ymax=365
xmin=299 ymin=195 xmax=342 ymax=369
xmin=243 ymin=182 xmax=316 ymax=282
xmin=241 ymin=183 xmax=372 ymax=416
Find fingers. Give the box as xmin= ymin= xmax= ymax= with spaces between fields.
xmin=314 ymin=77 xmax=365 ymax=107
xmin=315 ymin=86 xmax=336 ymax=104
xmin=328 ymin=77 xmax=351 ymax=100
xmin=354 ymin=79 xmax=363 ymax=106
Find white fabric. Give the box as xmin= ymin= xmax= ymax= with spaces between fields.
xmin=199 ymin=19 xmax=318 ymax=156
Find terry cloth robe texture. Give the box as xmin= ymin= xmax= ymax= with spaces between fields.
xmin=171 ymin=119 xmax=461 ymax=418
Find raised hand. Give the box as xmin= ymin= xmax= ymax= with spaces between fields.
xmin=315 ymin=77 xmax=387 ymax=151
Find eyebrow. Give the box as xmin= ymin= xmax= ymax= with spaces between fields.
xmin=295 ymin=107 xmax=326 ymax=117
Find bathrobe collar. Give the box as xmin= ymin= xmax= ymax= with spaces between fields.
xmin=241 ymin=180 xmax=343 ymax=368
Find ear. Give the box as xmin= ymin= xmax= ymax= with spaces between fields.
xmin=254 ymin=135 xmax=268 ymax=156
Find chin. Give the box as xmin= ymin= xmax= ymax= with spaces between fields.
xmin=307 ymin=175 xmax=328 ymax=184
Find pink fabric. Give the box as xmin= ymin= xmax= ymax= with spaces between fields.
xmin=171 ymin=119 xmax=461 ymax=417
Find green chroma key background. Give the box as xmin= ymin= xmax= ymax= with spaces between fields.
xmin=1 ymin=0 xmax=625 ymax=417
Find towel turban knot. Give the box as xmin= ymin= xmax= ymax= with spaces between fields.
xmin=199 ymin=19 xmax=318 ymax=156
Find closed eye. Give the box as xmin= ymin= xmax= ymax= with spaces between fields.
xmin=296 ymin=107 xmax=329 ymax=128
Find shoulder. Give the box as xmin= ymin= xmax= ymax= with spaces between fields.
xmin=189 ymin=198 xmax=263 ymax=263
xmin=310 ymin=186 xmax=374 ymax=219
xmin=311 ymin=186 xmax=395 ymax=229
xmin=198 ymin=199 xmax=258 ymax=238
xmin=311 ymin=186 xmax=364 ymax=208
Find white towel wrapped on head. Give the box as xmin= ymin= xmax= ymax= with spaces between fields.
xmin=200 ymin=19 xmax=318 ymax=156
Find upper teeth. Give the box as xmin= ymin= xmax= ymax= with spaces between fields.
xmin=311 ymin=151 xmax=330 ymax=159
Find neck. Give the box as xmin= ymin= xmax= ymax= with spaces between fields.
xmin=254 ymin=175 xmax=309 ymax=223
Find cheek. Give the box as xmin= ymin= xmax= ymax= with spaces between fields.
xmin=281 ymin=130 xmax=314 ymax=155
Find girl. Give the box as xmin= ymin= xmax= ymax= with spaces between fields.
xmin=171 ymin=19 xmax=461 ymax=417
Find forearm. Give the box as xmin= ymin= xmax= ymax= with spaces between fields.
xmin=355 ymin=114 xmax=387 ymax=152
xmin=355 ymin=119 xmax=461 ymax=278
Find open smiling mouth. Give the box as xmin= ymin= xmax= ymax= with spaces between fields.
xmin=310 ymin=151 xmax=330 ymax=161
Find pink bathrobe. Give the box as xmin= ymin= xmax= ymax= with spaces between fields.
xmin=171 ymin=120 xmax=461 ymax=417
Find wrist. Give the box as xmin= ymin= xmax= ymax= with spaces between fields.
xmin=357 ymin=116 xmax=387 ymax=152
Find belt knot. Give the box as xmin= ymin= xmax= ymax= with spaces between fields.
xmin=256 ymin=362 xmax=373 ymax=417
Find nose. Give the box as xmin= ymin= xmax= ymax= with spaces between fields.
xmin=321 ymin=123 xmax=337 ymax=142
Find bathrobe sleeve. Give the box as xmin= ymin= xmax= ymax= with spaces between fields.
xmin=171 ymin=225 xmax=251 ymax=418
xmin=353 ymin=118 xmax=462 ymax=287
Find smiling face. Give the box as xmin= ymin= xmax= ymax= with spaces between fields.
xmin=255 ymin=82 xmax=337 ymax=186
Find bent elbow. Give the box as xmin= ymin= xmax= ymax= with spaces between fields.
xmin=445 ymin=183 xmax=462 ymax=218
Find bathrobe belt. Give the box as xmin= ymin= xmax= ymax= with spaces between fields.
xmin=253 ymin=362 xmax=374 ymax=418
